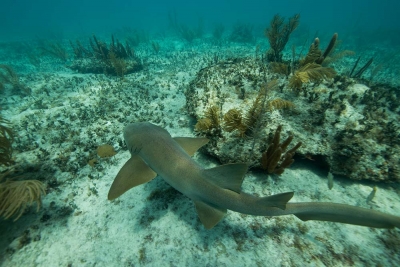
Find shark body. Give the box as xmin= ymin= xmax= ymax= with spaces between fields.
xmin=108 ymin=122 xmax=400 ymax=229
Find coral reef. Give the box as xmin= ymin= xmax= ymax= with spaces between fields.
xmin=185 ymin=55 xmax=400 ymax=181
xmin=195 ymin=81 xmax=290 ymax=139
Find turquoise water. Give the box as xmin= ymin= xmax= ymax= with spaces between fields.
xmin=1 ymin=1 xmax=399 ymax=41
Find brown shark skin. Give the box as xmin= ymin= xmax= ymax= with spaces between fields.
xmin=258 ymin=202 xmax=400 ymax=229
xmin=121 ymin=122 xmax=290 ymax=214
xmin=111 ymin=122 xmax=400 ymax=229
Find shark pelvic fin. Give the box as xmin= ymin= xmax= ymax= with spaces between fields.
xmin=108 ymin=155 xmax=157 ymax=200
xmin=195 ymin=201 xmax=227 ymax=229
xmin=173 ymin=137 xmax=209 ymax=156
xmin=202 ymin=163 xmax=248 ymax=193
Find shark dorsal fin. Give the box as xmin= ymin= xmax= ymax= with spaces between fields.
xmin=173 ymin=137 xmax=209 ymax=156
xmin=256 ymin=192 xmax=294 ymax=210
xmin=202 ymin=163 xmax=248 ymax=193
xmin=108 ymin=155 xmax=157 ymax=200
xmin=195 ymin=201 xmax=227 ymax=229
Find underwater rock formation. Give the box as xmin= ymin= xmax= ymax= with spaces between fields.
xmin=185 ymin=58 xmax=400 ymax=182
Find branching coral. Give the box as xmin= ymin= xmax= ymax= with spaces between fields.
xmin=261 ymin=125 xmax=302 ymax=175
xmin=300 ymin=33 xmax=338 ymax=66
xmin=223 ymin=80 xmax=291 ymax=137
xmin=69 ymin=35 xmax=141 ymax=76
xmin=204 ymin=106 xmax=220 ymax=128
xmin=349 ymin=57 xmax=374 ymax=78
xmin=90 ymin=35 xmax=133 ymax=61
xmin=265 ymin=14 xmax=300 ymax=62
xmin=289 ymin=33 xmax=342 ymax=90
xmin=315 ymin=33 xmax=338 ymax=65
xmin=109 ymin=52 xmax=127 ymax=78
xmin=300 ymin=38 xmax=323 ymax=66
xmin=243 ymin=85 xmax=268 ymax=133
xmin=70 ymin=40 xmax=92 ymax=59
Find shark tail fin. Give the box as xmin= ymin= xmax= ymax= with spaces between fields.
xmin=257 ymin=192 xmax=294 ymax=210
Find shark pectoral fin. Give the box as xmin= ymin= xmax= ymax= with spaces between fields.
xmin=108 ymin=155 xmax=157 ymax=200
xmin=195 ymin=201 xmax=227 ymax=229
xmin=173 ymin=137 xmax=209 ymax=156
xmin=258 ymin=192 xmax=294 ymax=210
xmin=202 ymin=163 xmax=248 ymax=193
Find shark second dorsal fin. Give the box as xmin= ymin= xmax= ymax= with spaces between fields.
xmin=202 ymin=163 xmax=248 ymax=193
xmin=173 ymin=137 xmax=209 ymax=156
xmin=256 ymin=192 xmax=295 ymax=210
xmin=108 ymin=155 xmax=157 ymax=200
xmin=195 ymin=201 xmax=227 ymax=229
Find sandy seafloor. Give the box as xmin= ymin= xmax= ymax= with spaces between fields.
xmin=0 ymin=37 xmax=400 ymax=267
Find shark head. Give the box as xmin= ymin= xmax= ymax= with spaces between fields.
xmin=123 ymin=122 xmax=170 ymax=155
